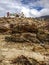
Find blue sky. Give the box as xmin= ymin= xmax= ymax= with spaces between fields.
xmin=0 ymin=0 xmax=49 ymax=17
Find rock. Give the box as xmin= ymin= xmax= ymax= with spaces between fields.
xmin=22 ymin=33 xmax=40 ymax=43
xmin=5 ymin=34 xmax=29 ymax=42
xmin=5 ymin=33 xmax=40 ymax=43
xmin=37 ymin=29 xmax=49 ymax=43
xmin=10 ymin=21 xmax=38 ymax=34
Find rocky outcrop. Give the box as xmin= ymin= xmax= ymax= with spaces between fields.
xmin=0 ymin=17 xmax=49 ymax=65
xmin=5 ymin=33 xmax=40 ymax=43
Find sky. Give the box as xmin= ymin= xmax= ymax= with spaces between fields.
xmin=0 ymin=0 xmax=49 ymax=17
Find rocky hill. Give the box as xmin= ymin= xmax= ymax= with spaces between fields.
xmin=0 ymin=17 xmax=49 ymax=65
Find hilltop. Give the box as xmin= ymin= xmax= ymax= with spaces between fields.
xmin=0 ymin=16 xmax=49 ymax=65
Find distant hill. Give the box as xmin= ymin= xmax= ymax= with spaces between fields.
xmin=36 ymin=15 xmax=49 ymax=21
xmin=40 ymin=15 xmax=49 ymax=19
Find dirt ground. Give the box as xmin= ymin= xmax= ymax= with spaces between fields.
xmin=0 ymin=17 xmax=49 ymax=65
xmin=0 ymin=34 xmax=49 ymax=65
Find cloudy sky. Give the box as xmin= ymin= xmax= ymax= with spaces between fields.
xmin=0 ymin=0 xmax=49 ymax=17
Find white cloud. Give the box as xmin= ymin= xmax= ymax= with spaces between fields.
xmin=40 ymin=8 xmax=49 ymax=16
xmin=0 ymin=0 xmax=49 ymax=17
xmin=30 ymin=9 xmax=40 ymax=17
xmin=21 ymin=7 xmax=30 ymax=17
